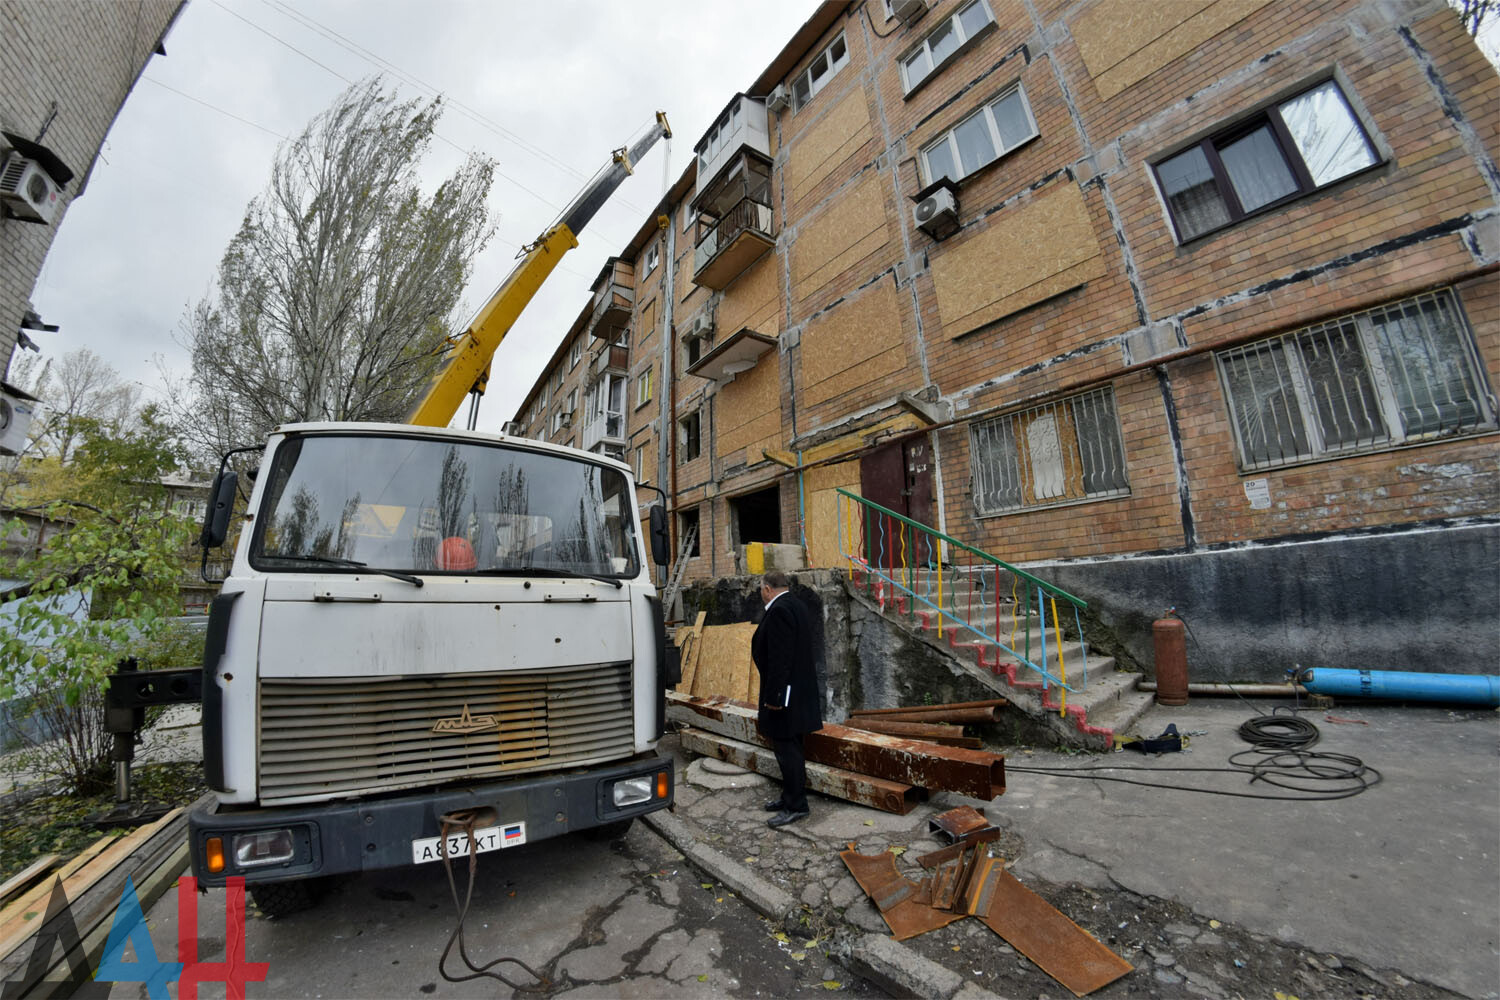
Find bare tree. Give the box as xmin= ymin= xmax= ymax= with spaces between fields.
xmin=182 ymin=78 xmax=496 ymax=456
xmin=8 ymin=348 xmax=142 ymax=461
xmin=1453 ymin=0 xmax=1495 ymax=36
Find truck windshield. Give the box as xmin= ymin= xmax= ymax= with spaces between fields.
xmin=250 ymin=434 xmax=641 ymax=578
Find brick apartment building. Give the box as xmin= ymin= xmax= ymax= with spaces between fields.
xmin=512 ymin=0 xmax=1499 ymax=680
xmin=1 ymin=1 xmax=184 ymax=390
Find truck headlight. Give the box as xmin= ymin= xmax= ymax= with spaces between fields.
xmin=611 ymin=776 xmax=653 ymax=807
xmin=233 ymin=829 xmax=295 ymax=867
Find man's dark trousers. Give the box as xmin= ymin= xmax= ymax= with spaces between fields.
xmin=771 ymin=734 xmax=808 ymax=812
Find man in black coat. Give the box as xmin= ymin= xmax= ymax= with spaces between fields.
xmin=751 ymin=571 xmax=823 ymax=828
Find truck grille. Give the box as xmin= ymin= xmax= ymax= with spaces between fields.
xmin=257 ymin=662 xmax=634 ymax=805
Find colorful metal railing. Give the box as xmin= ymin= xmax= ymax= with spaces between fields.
xmin=836 ymin=488 xmax=1090 ymax=704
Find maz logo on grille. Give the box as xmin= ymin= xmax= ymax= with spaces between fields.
xmin=431 ymin=703 xmax=500 ymax=735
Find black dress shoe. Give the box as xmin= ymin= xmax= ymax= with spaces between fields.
xmin=763 ymin=798 xmax=787 ymax=812
xmin=767 ymin=808 xmax=810 ymax=828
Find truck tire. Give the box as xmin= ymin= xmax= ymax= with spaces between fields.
xmin=581 ymin=818 xmax=634 ymax=842
xmin=248 ymin=879 xmax=321 ymax=918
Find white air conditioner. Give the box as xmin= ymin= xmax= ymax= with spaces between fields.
xmin=688 ymin=314 xmax=714 ymax=339
xmin=892 ymin=0 xmax=927 ymax=22
xmin=0 ymin=383 xmax=39 ymax=456
xmin=913 ymin=187 xmax=959 ymax=238
xmin=0 ymin=156 xmax=61 ymax=224
xmin=766 ymin=85 xmax=790 ymax=113
xmin=559 ymin=412 xmax=573 ymax=428
xmin=502 ymin=421 xmax=525 ymax=436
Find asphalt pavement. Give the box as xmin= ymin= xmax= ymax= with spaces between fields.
xmin=650 ymin=696 xmax=1499 ymax=999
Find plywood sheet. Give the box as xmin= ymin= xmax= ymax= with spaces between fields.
xmin=799 ymin=280 xmax=907 ymax=407
xmin=791 ymin=175 xmax=891 ymax=303
xmin=804 ymin=460 xmax=861 ymax=570
xmin=717 ymin=253 xmax=781 ymax=338
xmin=788 ymin=89 xmax=875 ymax=204
xmin=931 ymin=182 xmax=1105 ymax=338
xmin=690 ymin=622 xmax=760 ymax=703
xmin=717 ymin=357 xmax=783 ymax=459
xmin=1072 ymin=0 xmax=1272 ymax=100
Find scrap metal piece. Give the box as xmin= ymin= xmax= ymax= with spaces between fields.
xmin=677 ymin=727 xmax=926 ymax=814
xmin=850 ymin=699 xmax=1009 ymax=716
xmin=843 ymin=718 xmax=981 ymax=748
xmin=929 ymin=804 xmax=995 ymax=843
xmin=839 ymin=850 xmax=965 ymax=941
xmin=668 ymin=694 xmax=1006 ymax=800
xmin=973 ymin=864 xmax=1133 ymax=996
xmin=917 ymin=828 xmax=1000 ymax=869
xmin=843 ymin=707 xmax=1006 ymax=725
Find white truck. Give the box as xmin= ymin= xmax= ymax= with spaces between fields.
xmin=181 ymin=114 xmax=679 ymax=916
xmin=189 ymin=422 xmax=676 ymax=915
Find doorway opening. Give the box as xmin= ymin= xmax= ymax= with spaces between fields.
xmin=731 ymin=486 xmax=781 ymax=545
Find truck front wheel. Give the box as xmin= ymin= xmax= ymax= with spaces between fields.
xmin=248 ymin=879 xmax=322 ymax=918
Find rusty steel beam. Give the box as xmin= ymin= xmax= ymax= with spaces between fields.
xmin=849 ymin=699 xmax=1008 ymax=716
xmin=676 ymin=727 xmax=925 ymax=814
xmin=669 ymin=693 xmax=1006 ymax=800
xmin=842 ymin=718 xmax=981 ymax=748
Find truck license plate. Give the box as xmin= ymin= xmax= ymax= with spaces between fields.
xmin=411 ymin=823 xmax=526 ymax=865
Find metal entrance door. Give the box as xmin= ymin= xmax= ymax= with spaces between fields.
xmin=859 ymin=439 xmax=935 ymax=569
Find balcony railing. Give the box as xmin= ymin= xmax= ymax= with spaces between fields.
xmin=693 ymin=198 xmax=774 ymax=289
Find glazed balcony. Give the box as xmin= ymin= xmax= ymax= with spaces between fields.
xmin=588 ymin=257 xmax=634 ymax=341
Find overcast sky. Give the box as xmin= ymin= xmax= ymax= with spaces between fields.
xmin=29 ymin=0 xmax=816 ymax=435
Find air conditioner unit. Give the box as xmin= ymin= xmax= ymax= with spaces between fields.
xmin=766 ymin=85 xmax=790 ymax=113
xmin=502 ymin=421 xmax=526 ymax=436
xmin=913 ymin=187 xmax=960 ymax=239
xmin=892 ymin=0 xmax=927 ymax=22
xmin=688 ymin=314 xmax=714 ymax=339
xmin=0 ymin=156 xmax=61 ymax=225
xmin=559 ymin=412 xmax=573 ymax=428
xmin=0 ymin=383 xmax=40 ymax=456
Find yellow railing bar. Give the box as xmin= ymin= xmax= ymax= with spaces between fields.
xmin=1051 ymin=595 xmax=1066 ymax=716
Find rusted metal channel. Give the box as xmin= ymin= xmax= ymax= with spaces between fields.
xmin=847 ymin=706 xmax=1006 ymax=725
xmin=668 ymin=694 xmax=1007 ymax=800
xmin=676 ymin=727 xmax=926 ymax=814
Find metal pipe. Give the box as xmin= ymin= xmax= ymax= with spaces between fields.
xmin=1303 ymin=668 xmax=1500 ymax=707
xmin=1138 ymin=681 xmax=1306 ymax=697
xmin=850 ymin=699 xmax=1008 ymax=717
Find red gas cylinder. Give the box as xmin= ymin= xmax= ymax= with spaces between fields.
xmin=1152 ymin=612 xmax=1189 ymax=706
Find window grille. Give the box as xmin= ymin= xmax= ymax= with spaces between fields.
xmin=1217 ymin=289 xmax=1492 ymax=471
xmin=971 ymin=387 xmax=1129 ymax=514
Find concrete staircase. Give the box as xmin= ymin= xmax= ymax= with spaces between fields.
xmin=849 ymin=563 xmax=1154 ymax=750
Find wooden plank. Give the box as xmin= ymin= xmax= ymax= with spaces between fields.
xmin=0 ymin=809 xmax=181 ymax=958
xmin=692 ymin=623 xmax=758 ymax=701
xmin=677 ymin=612 xmax=707 ymax=694
xmin=0 ymin=856 xmax=60 ymax=908
xmin=0 ymin=836 xmax=116 ymax=931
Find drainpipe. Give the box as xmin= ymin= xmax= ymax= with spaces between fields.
xmin=661 ymin=206 xmax=678 ymax=585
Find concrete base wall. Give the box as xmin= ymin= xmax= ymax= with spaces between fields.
xmin=1031 ymin=522 xmax=1500 ymax=684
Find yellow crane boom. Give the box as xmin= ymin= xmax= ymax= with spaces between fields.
xmin=408 ymin=111 xmax=671 ymax=428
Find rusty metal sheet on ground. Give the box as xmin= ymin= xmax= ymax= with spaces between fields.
xmin=840 ymin=850 xmax=965 ymax=941
xmin=929 ymin=804 xmax=994 ymax=842
xmin=974 ymin=864 xmax=1133 ymax=996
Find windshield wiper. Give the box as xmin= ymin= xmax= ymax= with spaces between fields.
xmin=265 ymin=554 xmax=424 ymax=588
xmin=477 ymin=566 xmax=624 ymax=590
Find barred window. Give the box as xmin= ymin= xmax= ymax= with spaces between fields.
xmin=1216 ymin=289 xmax=1492 ymax=471
xmin=971 ymin=387 xmax=1129 ymax=514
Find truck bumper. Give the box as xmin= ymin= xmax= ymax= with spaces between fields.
xmin=187 ymin=753 xmax=673 ymax=886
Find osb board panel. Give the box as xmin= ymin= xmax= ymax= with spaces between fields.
xmin=932 ymin=182 xmax=1105 ymax=339
xmin=791 ymin=175 xmax=891 ymax=304
xmin=718 ymin=253 xmax=782 ymax=338
xmin=640 ymin=298 xmax=658 ymax=342
xmin=805 ymin=461 xmax=861 ymax=570
xmin=717 ymin=356 xmax=783 ymax=458
xmin=799 ymin=280 xmax=906 ymax=407
xmin=1072 ymin=0 xmax=1273 ymax=100
xmin=788 ymin=88 xmax=874 ymax=205
xmin=690 ymin=622 xmax=760 ymax=703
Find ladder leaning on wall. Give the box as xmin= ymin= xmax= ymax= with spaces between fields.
xmin=660 ymin=521 xmax=698 ymax=619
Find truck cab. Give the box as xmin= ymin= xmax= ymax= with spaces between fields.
xmin=189 ymin=422 xmax=675 ymax=912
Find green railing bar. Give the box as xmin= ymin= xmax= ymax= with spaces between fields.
xmin=836 ymin=488 xmax=1087 ymax=609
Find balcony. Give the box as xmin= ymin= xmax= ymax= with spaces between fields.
xmin=590 ymin=343 xmax=629 ymax=378
xmin=696 ymin=94 xmax=771 ymax=195
xmin=588 ymin=258 xmax=634 ymax=340
xmin=582 ymin=373 xmax=627 ymax=453
xmin=685 ymin=327 xmax=777 ymax=385
xmin=693 ymin=197 xmax=775 ymax=290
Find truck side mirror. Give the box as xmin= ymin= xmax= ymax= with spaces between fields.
xmin=649 ymin=505 xmax=669 ymax=567
xmin=200 ymin=470 xmax=239 ymax=550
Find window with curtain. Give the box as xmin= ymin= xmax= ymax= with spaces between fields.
xmin=1154 ymin=80 xmax=1378 ymax=242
